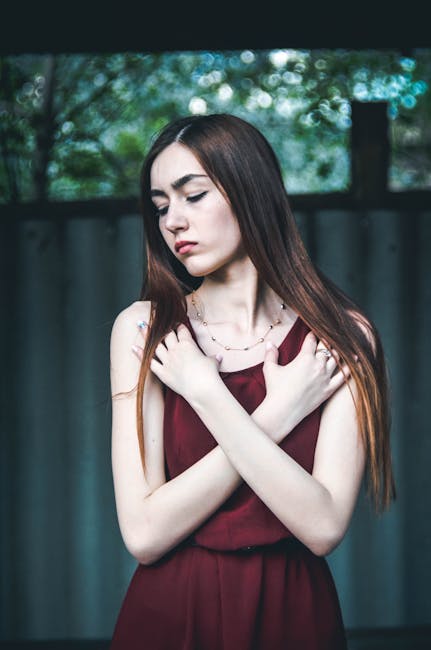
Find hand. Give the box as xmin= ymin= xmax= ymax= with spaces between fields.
xmin=132 ymin=323 xmax=223 ymax=402
xmin=261 ymin=331 xmax=352 ymax=441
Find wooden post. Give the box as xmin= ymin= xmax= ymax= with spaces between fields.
xmin=350 ymin=101 xmax=389 ymax=203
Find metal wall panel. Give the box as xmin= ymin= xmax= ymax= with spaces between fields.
xmin=1 ymin=209 xmax=430 ymax=639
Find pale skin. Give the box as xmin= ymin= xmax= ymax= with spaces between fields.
xmin=110 ymin=143 xmax=367 ymax=565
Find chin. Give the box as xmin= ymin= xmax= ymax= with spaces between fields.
xmin=189 ymin=251 xmax=237 ymax=274
xmin=183 ymin=265 xmax=211 ymax=278
xmin=182 ymin=258 xmax=217 ymax=277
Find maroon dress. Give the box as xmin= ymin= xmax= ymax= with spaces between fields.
xmin=110 ymin=316 xmax=347 ymax=649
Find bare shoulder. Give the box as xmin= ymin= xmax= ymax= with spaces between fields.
xmin=112 ymin=300 xmax=151 ymax=334
xmin=110 ymin=301 xmax=152 ymax=395
xmin=110 ymin=301 xmax=151 ymax=365
xmin=110 ymin=301 xmax=151 ymax=347
xmin=347 ymin=309 xmax=377 ymax=354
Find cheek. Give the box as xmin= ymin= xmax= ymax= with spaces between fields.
xmin=210 ymin=201 xmax=240 ymax=237
xmin=158 ymin=225 xmax=176 ymax=255
xmin=159 ymin=221 xmax=172 ymax=241
xmin=217 ymin=212 xmax=242 ymax=247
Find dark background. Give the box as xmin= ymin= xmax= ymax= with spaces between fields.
xmin=1 ymin=1 xmax=430 ymax=56
xmin=1 ymin=2 xmax=430 ymax=649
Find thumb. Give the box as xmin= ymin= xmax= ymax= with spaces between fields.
xmin=264 ymin=340 xmax=279 ymax=365
xmin=132 ymin=344 xmax=144 ymax=361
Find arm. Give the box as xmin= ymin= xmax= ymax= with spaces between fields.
xmin=149 ymin=322 xmax=366 ymax=558
xmin=190 ymin=372 xmax=365 ymax=557
xmin=111 ymin=303 xmax=303 ymax=565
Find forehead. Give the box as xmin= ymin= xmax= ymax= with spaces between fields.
xmin=150 ymin=143 xmax=205 ymax=188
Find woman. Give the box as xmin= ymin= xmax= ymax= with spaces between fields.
xmin=110 ymin=114 xmax=395 ymax=649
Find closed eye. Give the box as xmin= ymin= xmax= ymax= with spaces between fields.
xmin=153 ymin=191 xmax=207 ymax=218
xmin=154 ymin=205 xmax=168 ymax=217
xmin=187 ymin=191 xmax=207 ymax=203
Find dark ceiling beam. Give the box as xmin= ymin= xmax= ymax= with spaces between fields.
xmin=1 ymin=3 xmax=430 ymax=55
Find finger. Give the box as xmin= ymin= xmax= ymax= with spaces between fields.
xmin=315 ymin=338 xmax=331 ymax=352
xmin=315 ymin=348 xmax=332 ymax=364
xmin=301 ymin=331 xmax=317 ymax=354
xmin=150 ymin=357 xmax=165 ymax=381
xmin=154 ymin=341 xmax=168 ymax=362
xmin=329 ymin=362 xmax=351 ymax=390
xmin=132 ymin=344 xmax=143 ymax=360
xmin=264 ymin=340 xmax=279 ymax=365
xmin=325 ymin=355 xmax=338 ymax=374
xmin=330 ymin=347 xmax=340 ymax=362
xmin=340 ymin=361 xmax=351 ymax=378
xmin=163 ymin=330 xmax=178 ymax=347
xmin=212 ymin=352 xmax=223 ymax=365
xmin=177 ymin=323 xmax=193 ymax=340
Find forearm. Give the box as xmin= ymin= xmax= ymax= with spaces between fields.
xmin=190 ymin=381 xmax=338 ymax=556
xmin=133 ymin=398 xmax=293 ymax=564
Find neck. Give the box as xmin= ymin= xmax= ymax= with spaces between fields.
xmin=193 ymin=272 xmax=281 ymax=335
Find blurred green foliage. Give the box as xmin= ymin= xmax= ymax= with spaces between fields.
xmin=0 ymin=49 xmax=430 ymax=203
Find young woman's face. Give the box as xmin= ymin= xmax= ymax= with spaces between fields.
xmin=150 ymin=142 xmax=247 ymax=277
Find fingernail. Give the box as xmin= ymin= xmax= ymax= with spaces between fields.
xmin=132 ymin=345 xmax=141 ymax=353
xmin=266 ymin=341 xmax=274 ymax=350
xmin=215 ymin=353 xmax=223 ymax=363
xmin=137 ymin=320 xmax=147 ymax=329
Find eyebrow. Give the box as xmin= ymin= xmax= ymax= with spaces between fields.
xmin=150 ymin=173 xmax=208 ymax=197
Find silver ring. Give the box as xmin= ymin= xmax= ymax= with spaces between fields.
xmin=316 ymin=348 xmax=332 ymax=358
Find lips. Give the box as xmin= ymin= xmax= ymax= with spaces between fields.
xmin=175 ymin=241 xmax=197 ymax=254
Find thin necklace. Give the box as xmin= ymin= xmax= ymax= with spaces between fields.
xmin=191 ymin=290 xmax=286 ymax=351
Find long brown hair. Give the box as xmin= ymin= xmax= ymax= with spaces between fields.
xmin=136 ymin=113 xmax=395 ymax=512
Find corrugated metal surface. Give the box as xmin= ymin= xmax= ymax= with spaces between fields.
xmin=1 ymin=208 xmax=430 ymax=639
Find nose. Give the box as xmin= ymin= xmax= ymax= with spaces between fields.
xmin=164 ymin=199 xmax=188 ymax=233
